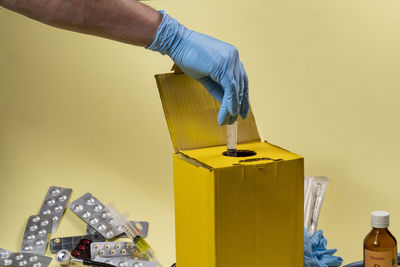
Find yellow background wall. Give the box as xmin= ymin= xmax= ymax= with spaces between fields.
xmin=1 ymin=0 xmax=400 ymax=265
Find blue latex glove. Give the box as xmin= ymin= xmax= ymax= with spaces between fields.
xmin=305 ymin=228 xmax=321 ymax=267
xmin=304 ymin=227 xmax=343 ymax=267
xmin=147 ymin=11 xmax=249 ymax=125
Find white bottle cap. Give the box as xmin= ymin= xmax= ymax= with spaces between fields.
xmin=371 ymin=211 xmax=390 ymax=228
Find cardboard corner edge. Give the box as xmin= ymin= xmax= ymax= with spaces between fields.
xmin=263 ymin=140 xmax=303 ymax=159
xmin=175 ymin=152 xmax=213 ymax=170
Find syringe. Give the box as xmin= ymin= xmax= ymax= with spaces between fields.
xmin=105 ymin=204 xmax=163 ymax=267
xmin=227 ymin=122 xmax=238 ymax=156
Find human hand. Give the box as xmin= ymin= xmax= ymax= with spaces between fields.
xmin=147 ymin=11 xmax=249 ymax=125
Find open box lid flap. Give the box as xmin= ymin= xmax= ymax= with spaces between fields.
xmin=155 ymin=66 xmax=261 ymax=152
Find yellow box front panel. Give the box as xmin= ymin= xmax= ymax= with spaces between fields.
xmin=173 ymin=142 xmax=304 ymax=267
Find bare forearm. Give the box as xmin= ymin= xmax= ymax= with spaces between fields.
xmin=0 ymin=0 xmax=162 ymax=47
xmin=0 ymin=1 xmax=251 ymax=125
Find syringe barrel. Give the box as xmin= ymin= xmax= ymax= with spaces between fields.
xmin=227 ymin=122 xmax=238 ymax=152
xmin=123 ymin=222 xmax=140 ymax=240
xmin=105 ymin=204 xmax=162 ymax=267
xmin=105 ymin=203 xmax=140 ymax=239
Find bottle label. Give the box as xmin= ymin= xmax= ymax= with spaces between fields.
xmin=365 ymin=249 xmax=395 ymax=267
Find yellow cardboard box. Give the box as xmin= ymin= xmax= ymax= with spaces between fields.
xmin=155 ymin=67 xmax=304 ymax=267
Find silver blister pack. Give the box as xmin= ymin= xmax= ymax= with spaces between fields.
xmin=68 ymin=193 xmax=123 ymax=239
xmin=94 ymin=257 xmax=157 ymax=267
xmin=20 ymin=215 xmax=53 ymax=255
xmin=0 ymin=248 xmax=52 ymax=267
xmin=90 ymin=242 xmax=147 ymax=261
xmin=86 ymin=221 xmax=149 ymax=239
xmin=39 ymin=186 xmax=72 ymax=233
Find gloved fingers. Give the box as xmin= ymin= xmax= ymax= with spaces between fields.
xmin=237 ymin=66 xmax=244 ymax=106
xmin=218 ymin=88 xmax=239 ymax=125
xmin=198 ymin=76 xmax=239 ymax=125
xmin=220 ymin=76 xmax=240 ymax=117
xmin=230 ymin=49 xmax=249 ymax=119
xmin=232 ymin=54 xmax=244 ymax=116
xmin=239 ymin=76 xmax=244 ymax=102
xmin=227 ymin=113 xmax=239 ymax=125
xmin=202 ymin=76 xmax=238 ymax=125
xmin=199 ymin=76 xmax=224 ymax=103
xmin=217 ymin=102 xmax=231 ymax=125
xmin=240 ymin=66 xmax=249 ymax=119
xmin=233 ymin=56 xmax=243 ymax=99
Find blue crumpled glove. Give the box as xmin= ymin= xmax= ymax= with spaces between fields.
xmin=304 ymin=227 xmax=343 ymax=267
xmin=147 ymin=11 xmax=249 ymax=125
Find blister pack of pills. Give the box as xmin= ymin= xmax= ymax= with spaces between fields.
xmin=0 ymin=248 xmax=52 ymax=267
xmin=39 ymin=186 xmax=72 ymax=233
xmin=86 ymin=221 xmax=149 ymax=239
xmin=90 ymin=242 xmax=146 ymax=261
xmin=49 ymin=234 xmax=105 ymax=253
xmin=71 ymin=238 xmax=92 ymax=260
xmin=20 ymin=215 xmax=53 ymax=255
xmin=68 ymin=193 xmax=124 ymax=239
xmin=94 ymin=257 xmax=157 ymax=267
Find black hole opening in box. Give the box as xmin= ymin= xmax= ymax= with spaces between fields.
xmin=222 ymin=150 xmax=257 ymax=157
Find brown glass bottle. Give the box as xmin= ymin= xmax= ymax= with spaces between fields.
xmin=364 ymin=211 xmax=397 ymax=267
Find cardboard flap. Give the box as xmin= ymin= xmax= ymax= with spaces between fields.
xmin=155 ymin=70 xmax=260 ymax=151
